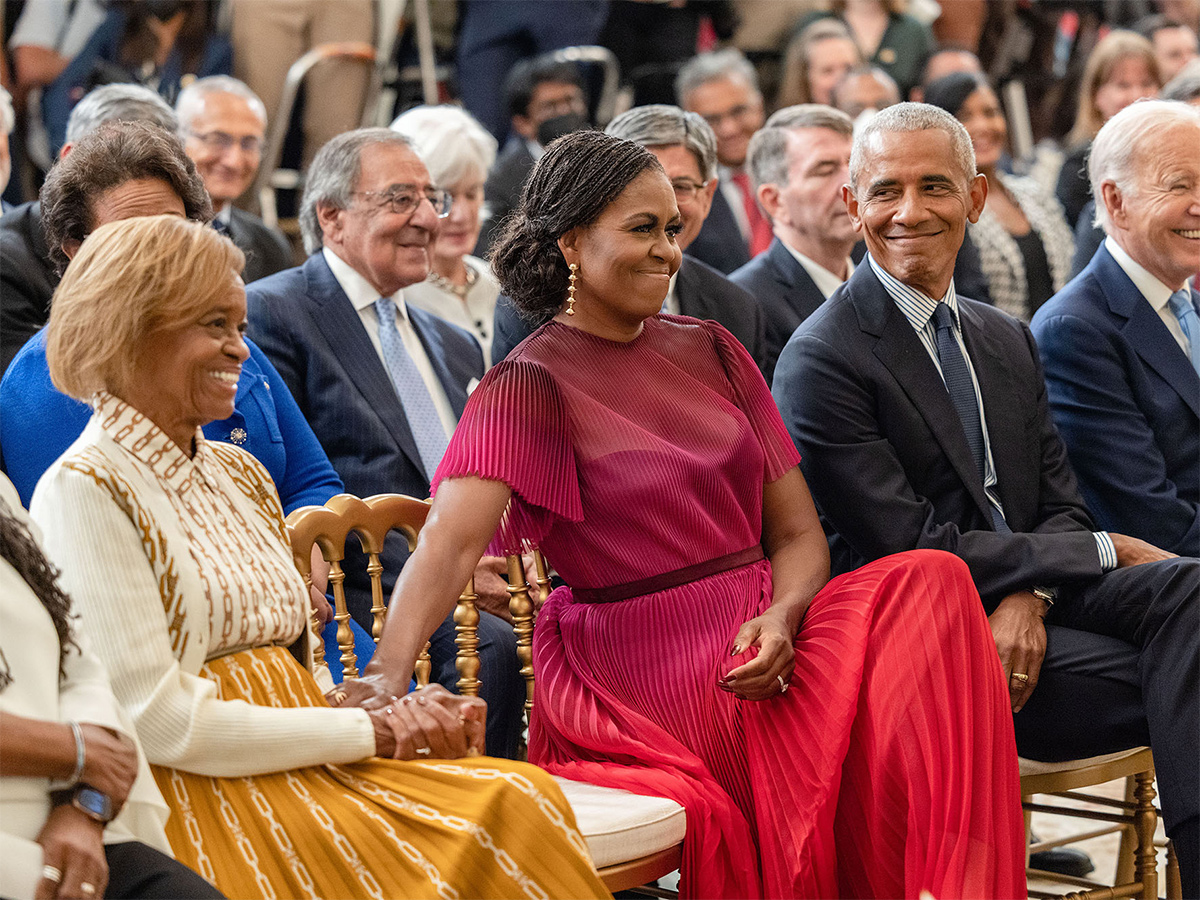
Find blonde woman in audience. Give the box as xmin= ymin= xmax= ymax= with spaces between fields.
xmin=391 ymin=105 xmax=501 ymax=365
xmin=1056 ymin=30 xmax=1161 ymax=228
xmin=30 ymin=214 xmax=608 ymax=900
xmin=777 ymin=18 xmax=863 ymax=108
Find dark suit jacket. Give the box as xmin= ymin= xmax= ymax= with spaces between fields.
xmin=246 ymin=253 xmax=485 ymax=618
xmin=687 ymin=187 xmax=751 ymax=275
xmin=475 ymin=138 xmax=536 ymax=258
xmin=1 ymin=202 xmax=57 ymax=376
xmin=1031 ymin=244 xmax=1199 ymax=556
xmin=227 ymin=207 xmax=294 ymax=284
xmin=729 ymin=238 xmax=829 ymax=385
xmin=773 ymin=261 xmax=1103 ymax=609
xmin=489 ymin=255 xmax=767 ymax=370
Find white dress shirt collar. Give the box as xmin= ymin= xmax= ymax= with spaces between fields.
xmin=1105 ymin=236 xmax=1190 ymax=354
xmin=781 ymin=242 xmax=853 ymax=300
xmin=323 ymin=246 xmax=412 ymax=320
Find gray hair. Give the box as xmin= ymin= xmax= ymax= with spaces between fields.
xmin=1162 ymin=58 xmax=1200 ymax=103
xmin=675 ymin=48 xmax=760 ymax=106
xmin=1089 ymin=98 xmax=1200 ymax=231
xmin=604 ymin=104 xmax=718 ymax=182
xmin=65 ymin=84 xmax=177 ymax=146
xmin=176 ymin=75 xmax=268 ymax=131
xmin=749 ymin=104 xmax=854 ymax=189
xmin=300 ymin=127 xmax=414 ymax=254
xmin=831 ymin=65 xmax=901 ymax=111
xmin=849 ymin=101 xmax=975 ymax=191
xmin=0 ymin=86 xmax=14 ymax=134
xmin=389 ymin=104 xmax=497 ymax=189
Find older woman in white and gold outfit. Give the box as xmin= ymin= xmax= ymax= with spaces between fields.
xmin=29 ymin=215 xmax=608 ymax=900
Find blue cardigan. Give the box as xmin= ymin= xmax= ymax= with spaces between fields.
xmin=0 ymin=329 xmax=343 ymax=512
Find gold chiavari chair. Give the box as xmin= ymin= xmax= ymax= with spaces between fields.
xmin=286 ymin=493 xmax=686 ymax=895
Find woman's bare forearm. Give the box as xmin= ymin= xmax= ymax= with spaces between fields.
xmin=362 ymin=477 xmax=513 ymax=689
xmin=761 ymin=467 xmax=831 ymax=635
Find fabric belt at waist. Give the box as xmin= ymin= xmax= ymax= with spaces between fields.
xmin=572 ymin=545 xmax=765 ymax=604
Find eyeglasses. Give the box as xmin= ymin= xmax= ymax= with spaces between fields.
xmin=187 ymin=130 xmax=263 ymax=154
xmin=670 ymin=178 xmax=711 ymax=200
xmin=353 ymin=187 xmax=452 ymax=218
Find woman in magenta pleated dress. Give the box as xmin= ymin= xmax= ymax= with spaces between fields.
xmin=333 ymin=130 xmax=1026 ymax=899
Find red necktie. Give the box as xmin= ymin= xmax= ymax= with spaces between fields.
xmin=731 ymin=171 xmax=772 ymax=257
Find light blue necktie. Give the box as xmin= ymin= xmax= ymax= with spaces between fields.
xmin=933 ymin=302 xmax=1011 ymax=534
xmin=375 ymin=297 xmax=448 ymax=479
xmin=1168 ymin=289 xmax=1200 ymax=377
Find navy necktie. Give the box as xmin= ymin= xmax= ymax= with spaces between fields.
xmin=932 ymin=302 xmax=1010 ymax=533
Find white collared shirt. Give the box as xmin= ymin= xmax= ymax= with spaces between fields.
xmin=781 ymin=242 xmax=853 ymax=300
xmin=717 ymin=166 xmax=751 ymax=242
xmin=870 ymin=254 xmax=1118 ymax=571
xmin=1105 ymin=236 xmax=1190 ymax=356
xmin=661 ymin=271 xmax=681 ymax=315
xmin=322 ymin=247 xmax=458 ymax=437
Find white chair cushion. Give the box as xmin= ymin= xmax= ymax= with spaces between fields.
xmin=553 ymin=776 xmax=686 ymax=869
xmin=1019 ymin=747 xmax=1149 ymax=776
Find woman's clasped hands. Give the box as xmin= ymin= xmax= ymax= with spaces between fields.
xmin=338 ymin=682 xmax=487 ymax=761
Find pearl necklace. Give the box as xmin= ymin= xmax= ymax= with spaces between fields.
xmin=427 ymin=265 xmax=478 ymax=300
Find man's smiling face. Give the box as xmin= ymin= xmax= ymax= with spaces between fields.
xmin=846 ymin=127 xmax=986 ymax=298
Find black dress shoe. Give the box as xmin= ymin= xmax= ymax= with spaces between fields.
xmin=1029 ymin=845 xmax=1096 ymax=878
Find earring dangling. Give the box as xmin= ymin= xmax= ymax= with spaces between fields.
xmin=566 ymin=262 xmax=578 ymax=316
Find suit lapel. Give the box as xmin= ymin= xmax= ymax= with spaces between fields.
xmin=958 ymin=302 xmax=1029 ymax=519
xmin=303 ymin=256 xmax=427 ymax=477
xmin=1092 ymin=247 xmax=1200 ymax=419
xmin=767 ymin=239 xmax=824 ymax=320
xmin=409 ymin=305 xmax=469 ymax=418
xmin=851 ymin=264 xmax=994 ymax=522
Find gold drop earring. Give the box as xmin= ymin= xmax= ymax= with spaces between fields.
xmin=567 ymin=263 xmax=578 ymax=316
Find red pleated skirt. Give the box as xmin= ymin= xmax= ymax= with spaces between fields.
xmin=530 ymin=549 xmax=1026 ymax=899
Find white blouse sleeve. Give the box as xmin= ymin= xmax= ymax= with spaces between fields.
xmin=32 ymin=465 xmax=376 ymax=777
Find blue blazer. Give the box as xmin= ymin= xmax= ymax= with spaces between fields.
xmin=729 ymin=238 xmax=828 ymax=385
xmin=1032 ymin=244 xmax=1199 ymax=556
xmin=0 ymin=329 xmax=343 ymax=512
xmin=246 ymin=253 xmax=485 ymax=619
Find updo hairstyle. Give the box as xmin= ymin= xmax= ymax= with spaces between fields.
xmin=491 ymin=130 xmax=663 ymax=325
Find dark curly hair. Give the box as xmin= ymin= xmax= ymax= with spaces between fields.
xmin=491 ymin=130 xmax=663 ymax=325
xmin=0 ymin=501 xmax=77 ymax=680
xmin=40 ymin=119 xmax=213 ymax=275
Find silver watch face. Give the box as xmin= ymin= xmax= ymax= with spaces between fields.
xmin=74 ymin=786 xmax=114 ymax=822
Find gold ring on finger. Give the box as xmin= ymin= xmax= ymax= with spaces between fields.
xmin=777 ymin=674 xmax=790 ymax=694
xmin=42 ymin=866 xmax=62 ymax=884
xmin=1011 ymin=672 xmax=1029 ymax=684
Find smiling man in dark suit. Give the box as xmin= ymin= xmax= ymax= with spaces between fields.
xmin=1033 ymin=100 xmax=1199 ymax=558
xmin=729 ymin=105 xmax=858 ymax=383
xmin=492 ymin=104 xmax=765 ymax=368
xmin=773 ymin=102 xmax=1199 ymax=893
xmin=246 ymin=128 xmax=522 ymax=757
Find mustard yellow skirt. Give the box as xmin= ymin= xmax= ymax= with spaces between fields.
xmin=153 ymin=647 xmax=609 ymax=900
